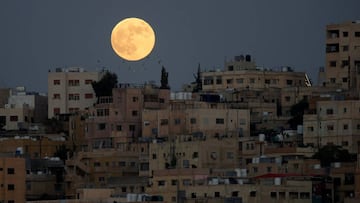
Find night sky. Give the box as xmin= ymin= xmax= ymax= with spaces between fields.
xmin=1 ymin=0 xmax=359 ymax=93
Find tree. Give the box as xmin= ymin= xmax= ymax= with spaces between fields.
xmin=91 ymin=71 xmax=118 ymax=97
xmin=312 ymin=145 xmax=354 ymax=167
xmin=193 ymin=63 xmax=202 ymax=92
xmin=160 ymin=66 xmax=170 ymax=89
xmin=287 ymin=99 xmax=309 ymax=129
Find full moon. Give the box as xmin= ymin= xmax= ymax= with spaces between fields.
xmin=111 ymin=17 xmax=155 ymax=61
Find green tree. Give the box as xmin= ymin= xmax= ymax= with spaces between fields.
xmin=312 ymin=145 xmax=354 ymax=167
xmin=287 ymin=99 xmax=309 ymax=129
xmin=91 ymin=71 xmax=118 ymax=97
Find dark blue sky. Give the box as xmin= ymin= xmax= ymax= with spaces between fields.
xmin=0 ymin=0 xmax=359 ymax=93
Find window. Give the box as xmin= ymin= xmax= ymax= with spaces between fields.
xmin=171 ymin=179 xmax=178 ymax=186
xmin=7 ymin=184 xmax=15 ymax=190
xmin=85 ymin=79 xmax=93 ymax=84
xmin=10 ymin=116 xmax=18 ymax=122
xmin=192 ymin=152 xmax=198 ymax=158
xmin=191 ymin=193 xmax=197 ymax=198
xmin=98 ymin=177 xmax=105 ymax=182
xmin=174 ymin=118 xmax=181 ymax=125
xmin=132 ymin=110 xmax=138 ymax=116
xmin=216 ymin=118 xmax=224 ymax=124
xmin=226 ymin=79 xmax=233 ymax=84
xmin=289 ymin=192 xmax=298 ymax=199
xmin=182 ymin=179 xmax=191 ymax=186
xmin=308 ymin=126 xmax=314 ymax=132
xmin=330 ymin=78 xmax=336 ymax=83
xmin=267 ymin=167 xmax=272 ymax=172
xmin=214 ymin=192 xmax=220 ymax=197
xmin=68 ymin=79 xmax=80 ymax=86
xmin=300 ymin=192 xmax=310 ymax=199
xmin=152 ymin=154 xmax=157 ymax=159
xmin=119 ymin=161 xmax=126 ymax=166
xmin=342 ymin=60 xmax=349 ymax=67
xmin=190 ymin=118 xmax=196 ymax=124
xmin=249 ymin=78 xmax=255 ymax=83
xmin=53 ymin=80 xmax=60 ymax=85
xmin=129 ymin=125 xmax=135 ymax=131
xmin=270 ymin=192 xmax=277 ymax=198
xmin=132 ymin=97 xmax=138 ymax=102
xmin=342 ymin=141 xmax=349 ymax=146
xmin=286 ymin=80 xmax=293 ymax=85
xmin=7 ymin=168 xmax=14 ymax=174
xmin=329 ymin=61 xmax=337 ymax=67
xmin=343 ymin=77 xmax=348 ymax=83
xmin=121 ymin=187 xmax=127 ymax=192
xmin=97 ymin=123 xmax=106 ymax=130
xmin=327 ymin=125 xmax=334 ymax=131
xmin=216 ymin=76 xmax=222 ymax=84
xmin=355 ymin=32 xmax=360 ymax=37
xmin=160 ymin=119 xmax=168 ymax=125
xmin=253 ymin=167 xmax=258 ymax=173
xmin=159 ymin=98 xmax=165 ymax=103
xmin=236 ymin=78 xmax=244 ymax=84
xmin=53 ymin=94 xmax=60 ymax=99
xmin=183 ymin=160 xmax=189 ymax=168
xmin=265 ymin=79 xmax=270 ymax=84
xmin=8 ymin=201 xmax=14 ymax=203
xmin=85 ymin=93 xmax=93 ymax=99
xmin=357 ymin=124 xmax=360 ymax=130
xmin=204 ymin=76 xmax=214 ymax=85
xmin=343 ymin=31 xmax=348 ymax=37
xmin=250 ymin=191 xmax=256 ymax=197
xmin=116 ymin=125 xmax=122 ymax=131
xmin=344 ymin=124 xmax=349 ymax=130
xmin=227 ymin=152 xmax=234 ymax=159
xmin=285 ymin=96 xmax=291 ymax=102
xmin=343 ymin=45 xmax=349 ymax=52
xmin=326 ymin=109 xmax=334 ymax=115
xmin=53 ymin=108 xmax=60 ymax=115
xmin=68 ymin=94 xmax=80 ymax=100
xmin=158 ymin=180 xmax=165 ymax=186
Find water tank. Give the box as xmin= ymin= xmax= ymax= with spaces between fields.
xmin=314 ymin=164 xmax=321 ymax=169
xmin=240 ymin=169 xmax=247 ymax=177
xmin=234 ymin=168 xmax=241 ymax=177
xmin=259 ymin=134 xmax=265 ymax=142
xmin=274 ymin=177 xmax=281 ymax=185
xmin=170 ymin=92 xmax=176 ymax=100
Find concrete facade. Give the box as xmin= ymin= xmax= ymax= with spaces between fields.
xmin=48 ymin=67 xmax=104 ymax=118
xmin=324 ymin=21 xmax=360 ymax=96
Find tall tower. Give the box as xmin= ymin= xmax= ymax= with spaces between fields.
xmin=324 ymin=21 xmax=360 ymax=96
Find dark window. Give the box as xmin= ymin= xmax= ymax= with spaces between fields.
xmin=216 ymin=77 xmax=222 ymax=84
xmin=85 ymin=93 xmax=93 ymax=99
xmin=344 ymin=124 xmax=349 ymax=130
xmin=174 ymin=118 xmax=181 ymax=125
xmin=158 ymin=180 xmax=165 ymax=186
xmin=152 ymin=154 xmax=157 ymax=159
xmin=132 ymin=110 xmax=138 ymax=116
xmin=343 ymin=77 xmax=348 ymax=83
xmin=116 ymin=125 xmax=122 ymax=131
xmin=119 ymin=161 xmax=126 ymax=166
xmin=7 ymin=168 xmax=14 ymax=174
xmin=10 ymin=116 xmax=18 ymax=122
xmin=355 ymin=32 xmax=360 ymax=37
xmin=216 ymin=118 xmax=224 ymax=124
xmin=7 ymin=184 xmax=15 ymax=190
xmin=286 ymin=80 xmax=293 ymax=85
xmin=214 ymin=192 xmax=220 ymax=197
xmin=343 ymin=31 xmax=348 ymax=37
xmin=329 ymin=61 xmax=337 ymax=67
xmin=97 ymin=123 xmax=106 ymax=130
xmin=53 ymin=80 xmax=60 ymax=85
xmin=270 ymin=192 xmax=277 ymax=198
xmin=160 ymin=119 xmax=168 ymax=125
xmin=132 ymin=97 xmax=138 ymax=102
xmin=85 ymin=79 xmax=93 ymax=84
xmin=190 ymin=118 xmax=196 ymax=124
xmin=129 ymin=125 xmax=135 ymax=131
xmin=326 ymin=109 xmax=334 ymax=115
xmin=171 ymin=180 xmax=178 ymax=185
xmin=250 ymin=191 xmax=256 ymax=197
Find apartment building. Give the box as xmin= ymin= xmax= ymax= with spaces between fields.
xmin=201 ymin=56 xmax=310 ymax=92
xmin=0 ymin=87 xmax=47 ymax=131
xmin=48 ymin=67 xmax=105 ymax=118
xmin=303 ymin=99 xmax=360 ymax=153
xmin=0 ymin=156 xmax=26 ymax=203
xmin=142 ymin=100 xmax=250 ymax=139
xmin=84 ymin=84 xmax=170 ymax=150
xmin=324 ymin=21 xmax=360 ymax=96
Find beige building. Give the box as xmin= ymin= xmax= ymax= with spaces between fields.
xmin=324 ymin=21 xmax=360 ymax=96
xmin=0 ymin=156 xmax=26 ymax=203
xmin=142 ymin=100 xmax=250 ymax=139
xmin=303 ymin=99 xmax=360 ymax=153
xmin=48 ymin=67 xmax=105 ymax=118
xmin=201 ymin=56 xmax=310 ymax=92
